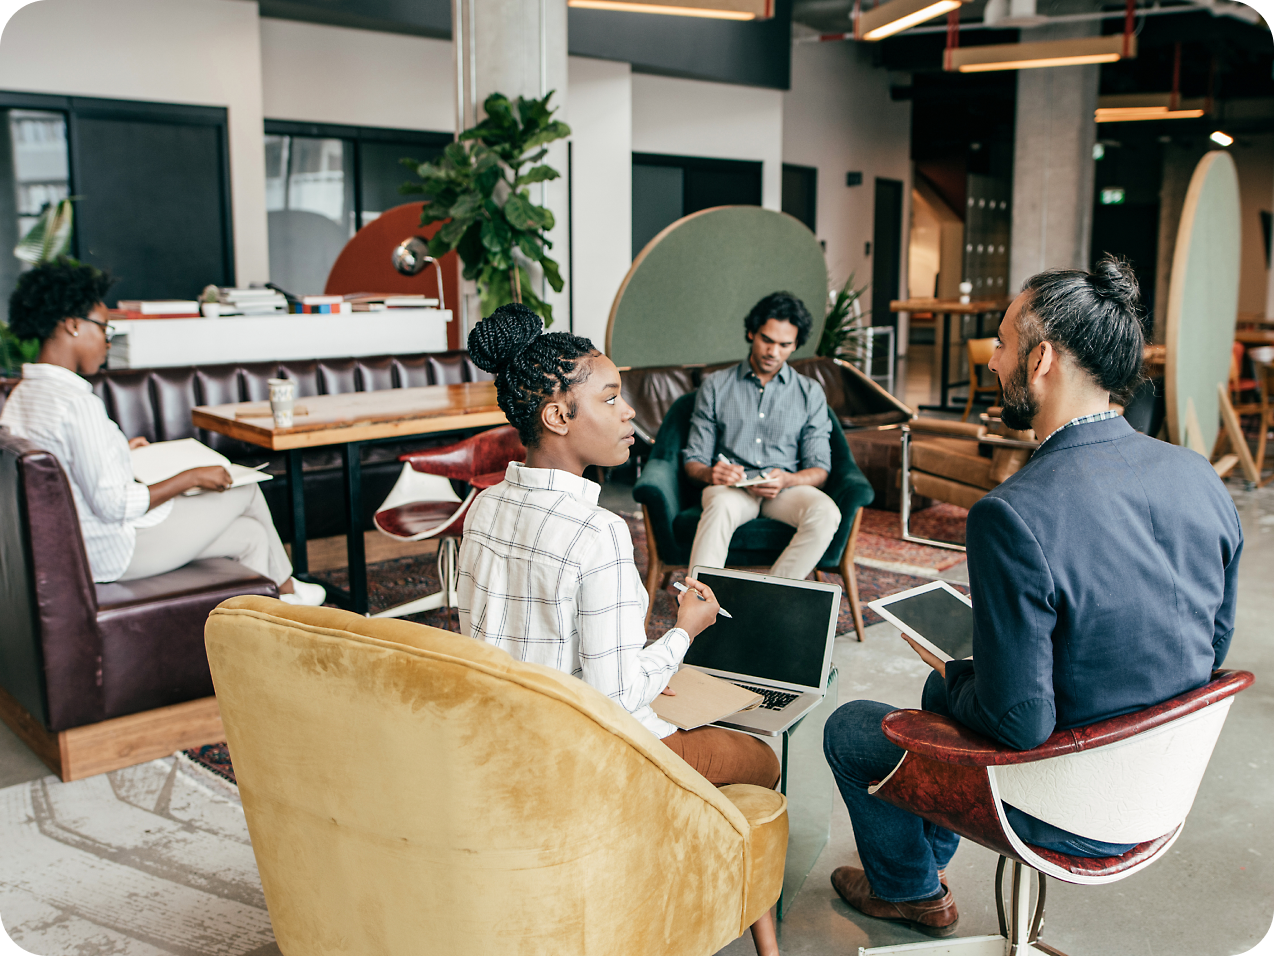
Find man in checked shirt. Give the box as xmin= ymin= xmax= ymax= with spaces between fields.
xmin=683 ymin=291 xmax=841 ymax=581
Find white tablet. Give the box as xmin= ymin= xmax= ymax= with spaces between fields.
xmin=868 ymin=580 xmax=974 ymax=662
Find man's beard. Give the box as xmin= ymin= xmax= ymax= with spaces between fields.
xmin=999 ymin=358 xmax=1039 ymax=432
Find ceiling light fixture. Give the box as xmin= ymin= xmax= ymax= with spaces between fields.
xmin=1210 ymin=130 xmax=1234 ymax=147
xmin=857 ymin=0 xmax=963 ymax=41
xmin=948 ymin=34 xmax=1135 ymax=71
xmin=1096 ymin=106 xmax=1206 ymax=122
xmin=567 ymin=0 xmax=770 ymax=18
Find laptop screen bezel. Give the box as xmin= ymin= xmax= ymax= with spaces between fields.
xmin=685 ymin=565 xmax=840 ymax=694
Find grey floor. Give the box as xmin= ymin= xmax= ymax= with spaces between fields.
xmin=2 ymin=443 xmax=1272 ymax=955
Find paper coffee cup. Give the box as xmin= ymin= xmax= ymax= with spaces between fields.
xmin=268 ymin=378 xmax=295 ymax=427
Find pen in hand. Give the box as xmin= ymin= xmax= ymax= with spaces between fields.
xmin=673 ymin=581 xmax=733 ymax=619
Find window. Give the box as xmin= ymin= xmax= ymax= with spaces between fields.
xmin=263 ymin=121 xmax=451 ymax=297
xmin=0 ymin=93 xmax=233 ymax=323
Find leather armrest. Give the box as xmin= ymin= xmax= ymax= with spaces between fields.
xmin=880 ymin=669 xmax=1254 ymax=768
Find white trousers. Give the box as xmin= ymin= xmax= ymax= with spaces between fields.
xmin=686 ymin=483 xmax=841 ymax=581
xmin=120 ymin=484 xmax=292 ymax=585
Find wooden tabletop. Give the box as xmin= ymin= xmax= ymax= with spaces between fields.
xmin=1237 ymin=329 xmax=1274 ymax=346
xmin=889 ymin=298 xmax=1013 ymax=314
xmin=192 ymin=382 xmax=506 ymax=450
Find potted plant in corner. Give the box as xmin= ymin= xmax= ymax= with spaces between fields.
xmin=402 ymin=91 xmax=570 ymax=325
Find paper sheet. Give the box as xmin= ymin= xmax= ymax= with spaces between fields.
xmin=650 ymin=667 xmax=763 ymax=731
xmin=130 ymin=438 xmax=272 ymax=495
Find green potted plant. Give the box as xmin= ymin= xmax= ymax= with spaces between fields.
xmin=816 ymin=272 xmax=869 ymax=362
xmin=401 ymin=91 xmax=570 ymax=325
xmin=2 ymin=198 xmax=76 ymax=374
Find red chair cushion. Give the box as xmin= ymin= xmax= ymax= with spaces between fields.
xmin=401 ymin=425 xmax=525 ymax=480
xmin=1028 ymin=827 xmax=1179 ymax=879
xmin=469 ymin=470 xmax=508 ymax=490
xmin=374 ymin=501 xmax=463 ymax=538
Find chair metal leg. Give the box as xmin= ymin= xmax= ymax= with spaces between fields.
xmin=900 ymin=428 xmax=968 ymax=553
xmin=371 ymin=537 xmax=459 ymax=620
xmin=858 ymin=857 xmax=1065 ymax=956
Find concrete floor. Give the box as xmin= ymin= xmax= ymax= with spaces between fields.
xmin=2 ymin=416 xmax=1272 ymax=955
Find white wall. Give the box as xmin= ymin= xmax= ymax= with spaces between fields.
xmin=0 ymin=0 xmax=270 ymax=285
xmin=631 ymin=73 xmax=783 ymax=211
xmin=782 ymin=40 xmax=913 ymax=317
xmin=259 ymin=19 xmax=455 ymax=132
xmin=567 ymin=56 xmax=632 ymax=348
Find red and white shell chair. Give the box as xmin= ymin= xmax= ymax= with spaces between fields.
xmin=859 ymin=669 xmax=1254 ymax=956
xmin=371 ymin=425 xmax=526 ymax=620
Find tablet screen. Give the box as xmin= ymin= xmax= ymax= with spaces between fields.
xmin=880 ymin=587 xmax=974 ymax=661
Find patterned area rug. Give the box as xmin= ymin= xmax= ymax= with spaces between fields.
xmin=855 ymin=503 xmax=968 ymax=574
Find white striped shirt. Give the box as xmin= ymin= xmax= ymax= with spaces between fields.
xmin=0 ymin=363 xmax=171 ymax=582
xmin=457 ymin=462 xmax=689 ymax=739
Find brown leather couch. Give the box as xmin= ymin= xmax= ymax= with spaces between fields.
xmin=0 ymin=350 xmax=492 ymax=781
xmin=0 ymin=428 xmax=277 ymax=780
xmin=0 ymin=351 xmax=495 ymax=540
xmin=619 ymin=355 xmax=912 ymax=449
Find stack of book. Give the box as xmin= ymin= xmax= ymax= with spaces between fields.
xmin=216 ymin=288 xmax=289 ymax=316
xmin=112 ymin=300 xmax=201 ymax=320
xmin=340 ymin=293 xmax=440 ymax=312
xmin=295 ymin=295 xmax=353 ymax=314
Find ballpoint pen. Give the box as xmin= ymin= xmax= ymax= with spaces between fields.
xmin=673 ymin=581 xmax=733 ymax=619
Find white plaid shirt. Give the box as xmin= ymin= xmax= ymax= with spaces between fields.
xmin=1037 ymin=409 xmax=1122 ymax=450
xmin=457 ymin=462 xmax=689 ymax=738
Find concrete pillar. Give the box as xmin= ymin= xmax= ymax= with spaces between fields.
xmin=1008 ymin=23 xmax=1100 ymax=292
xmin=452 ymin=0 xmax=570 ymax=331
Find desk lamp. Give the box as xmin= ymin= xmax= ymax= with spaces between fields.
xmin=391 ymin=236 xmax=445 ymax=313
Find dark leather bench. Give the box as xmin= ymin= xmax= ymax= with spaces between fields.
xmin=0 ymin=349 xmax=493 ymax=781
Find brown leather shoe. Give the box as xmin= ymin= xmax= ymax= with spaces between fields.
xmin=831 ymin=866 xmax=959 ymax=938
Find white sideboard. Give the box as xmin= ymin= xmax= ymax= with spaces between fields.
xmin=108 ymin=309 xmax=451 ymax=369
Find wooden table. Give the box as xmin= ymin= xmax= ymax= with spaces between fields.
xmin=193 ymin=383 xmax=505 ymax=614
xmin=1237 ymin=329 xmax=1274 ymax=346
xmin=890 ymin=298 xmax=1012 ymax=411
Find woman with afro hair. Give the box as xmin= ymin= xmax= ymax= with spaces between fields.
xmin=456 ymin=303 xmax=782 ymax=956
xmin=0 ymin=258 xmax=322 ymax=604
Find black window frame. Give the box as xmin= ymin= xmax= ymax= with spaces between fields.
xmin=0 ymin=90 xmax=235 ymax=285
xmin=263 ymin=119 xmax=452 ymax=231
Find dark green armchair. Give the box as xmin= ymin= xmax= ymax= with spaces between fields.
xmin=633 ymin=392 xmax=876 ymax=641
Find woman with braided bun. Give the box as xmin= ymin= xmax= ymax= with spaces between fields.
xmin=456 ymin=303 xmax=782 ymax=956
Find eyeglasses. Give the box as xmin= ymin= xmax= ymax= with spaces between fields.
xmin=82 ymin=315 xmax=118 ymax=344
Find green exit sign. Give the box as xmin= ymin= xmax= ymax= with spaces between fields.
xmin=1100 ymin=187 xmax=1126 ymax=205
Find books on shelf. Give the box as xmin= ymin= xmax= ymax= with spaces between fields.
xmin=217 ymin=287 xmax=289 ymax=316
xmin=340 ymin=293 xmax=439 ymax=311
xmin=111 ymin=300 xmax=200 ymax=319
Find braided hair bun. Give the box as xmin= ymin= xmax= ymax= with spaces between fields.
xmin=468 ymin=302 xmax=543 ymax=373
xmin=467 ymin=303 xmax=599 ymax=447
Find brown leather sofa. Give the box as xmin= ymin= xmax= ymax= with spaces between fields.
xmin=0 ymin=351 xmax=495 ymax=540
xmin=620 ymin=355 xmax=912 ymax=449
xmin=0 ymin=350 xmax=492 ymax=781
xmin=0 ymin=429 xmax=277 ymax=781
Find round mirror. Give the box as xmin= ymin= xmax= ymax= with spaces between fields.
xmin=392 ymin=236 xmax=434 ymax=276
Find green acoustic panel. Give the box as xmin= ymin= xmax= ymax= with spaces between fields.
xmin=1165 ymin=151 xmax=1241 ymax=453
xmin=606 ymin=206 xmax=829 ymax=368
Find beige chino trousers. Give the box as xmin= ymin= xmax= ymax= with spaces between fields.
xmin=120 ymin=484 xmax=292 ymax=585
xmin=687 ymin=483 xmax=841 ymax=581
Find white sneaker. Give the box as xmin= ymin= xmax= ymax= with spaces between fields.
xmin=279 ymin=579 xmax=326 ymax=606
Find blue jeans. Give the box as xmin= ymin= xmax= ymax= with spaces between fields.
xmin=822 ymin=672 xmax=960 ymax=903
xmin=824 ymin=673 xmax=1136 ymax=902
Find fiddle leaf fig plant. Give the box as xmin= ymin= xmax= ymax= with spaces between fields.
xmin=402 ymin=91 xmax=570 ymax=324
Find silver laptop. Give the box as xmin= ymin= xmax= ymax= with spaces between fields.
xmin=683 ymin=566 xmax=841 ymax=737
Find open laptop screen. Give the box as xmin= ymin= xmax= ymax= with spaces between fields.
xmin=684 ymin=570 xmax=837 ymax=689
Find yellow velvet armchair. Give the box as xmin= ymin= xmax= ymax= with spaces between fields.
xmin=205 ymin=597 xmax=789 ymax=956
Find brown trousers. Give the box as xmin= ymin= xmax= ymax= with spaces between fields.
xmin=662 ymin=725 xmax=781 ymax=788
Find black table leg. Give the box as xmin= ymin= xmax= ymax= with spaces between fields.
xmin=288 ymin=448 xmax=308 ymax=575
xmin=940 ymin=311 xmax=952 ymax=409
xmin=342 ymin=441 xmax=367 ymax=615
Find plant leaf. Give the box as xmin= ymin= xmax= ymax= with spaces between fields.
xmin=541 ymin=255 xmax=564 ymax=293
xmin=515 ymin=164 xmax=559 ymax=187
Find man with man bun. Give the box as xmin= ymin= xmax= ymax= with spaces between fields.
xmin=821 ymin=257 xmax=1242 ymax=938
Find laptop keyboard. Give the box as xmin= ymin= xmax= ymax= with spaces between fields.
xmin=735 ymin=683 xmax=801 ymax=711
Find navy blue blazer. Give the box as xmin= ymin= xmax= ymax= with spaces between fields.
xmin=945 ymin=415 xmax=1243 ymax=752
